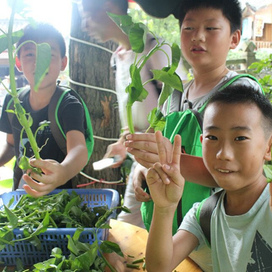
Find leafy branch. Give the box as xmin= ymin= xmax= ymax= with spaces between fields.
xmin=108 ymin=13 xmax=183 ymax=133
xmin=248 ymin=54 xmax=272 ymax=101
xmin=248 ymin=54 xmax=272 ymax=183
xmin=0 ymin=0 xmax=51 ymax=173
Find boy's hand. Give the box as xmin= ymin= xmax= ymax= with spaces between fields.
xmin=103 ymin=141 xmax=126 ymax=168
xmin=133 ymin=163 xmax=151 ymax=202
xmin=125 ymin=133 xmax=173 ymax=168
xmin=146 ymin=131 xmax=184 ymax=208
xmin=22 ymin=159 xmax=67 ymax=197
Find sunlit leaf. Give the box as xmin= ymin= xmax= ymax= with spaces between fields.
xmin=128 ymin=23 xmax=147 ymax=53
xmin=147 ymin=108 xmax=166 ymax=131
xmin=18 ymin=155 xmax=30 ymax=170
xmin=158 ymin=83 xmax=174 ymax=107
xmin=4 ymin=205 xmax=18 ymax=228
xmin=126 ymin=64 xmax=148 ymax=106
xmin=34 ymin=43 xmax=51 ymax=91
xmin=152 ymin=68 xmax=183 ymax=91
xmin=168 ymin=43 xmax=181 ymax=75
xmin=0 ymin=29 xmax=24 ymax=54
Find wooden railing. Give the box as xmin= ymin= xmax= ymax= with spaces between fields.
xmin=255 ymin=41 xmax=272 ymax=50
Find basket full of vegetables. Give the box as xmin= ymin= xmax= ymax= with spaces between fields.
xmin=0 ymin=188 xmax=119 ymax=266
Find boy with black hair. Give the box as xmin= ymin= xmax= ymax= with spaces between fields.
xmin=0 ymin=23 xmax=88 ymax=197
xmin=80 ymin=0 xmax=187 ymax=227
xmin=145 ymin=85 xmax=272 ymax=272
xmin=125 ymin=0 xmax=263 ymax=232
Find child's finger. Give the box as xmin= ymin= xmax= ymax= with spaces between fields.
xmin=146 ymin=166 xmax=162 ymax=185
xmin=153 ymin=163 xmax=171 ymax=185
xmin=155 ymin=130 xmax=167 ymax=165
xmin=171 ymin=134 xmax=182 ymax=165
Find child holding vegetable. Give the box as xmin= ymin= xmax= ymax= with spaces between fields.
xmin=125 ymin=0 xmax=263 ymax=232
xmin=0 ymin=23 xmax=88 ymax=197
xmin=145 ymin=84 xmax=272 ymax=272
xmin=79 ymin=0 xmax=187 ymax=227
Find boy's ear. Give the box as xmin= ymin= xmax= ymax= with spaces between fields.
xmin=15 ymin=56 xmax=22 ymax=72
xmin=264 ymin=136 xmax=272 ymax=161
xmin=230 ymin=29 xmax=241 ymax=50
xmin=61 ymin=56 xmax=68 ymax=71
xmin=200 ymin=134 xmax=203 ymax=144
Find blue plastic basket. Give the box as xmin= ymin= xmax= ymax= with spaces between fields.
xmin=0 ymin=188 xmax=119 ymax=266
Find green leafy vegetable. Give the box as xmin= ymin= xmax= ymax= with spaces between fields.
xmin=108 ymin=13 xmax=184 ymax=133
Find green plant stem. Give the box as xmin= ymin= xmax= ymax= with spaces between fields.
xmin=7 ymin=0 xmax=41 ymax=161
xmin=126 ymin=104 xmax=135 ymax=134
xmin=14 ymin=99 xmax=41 ymax=159
xmin=137 ymin=41 xmax=166 ymax=71
xmin=22 ymin=210 xmax=40 ymax=221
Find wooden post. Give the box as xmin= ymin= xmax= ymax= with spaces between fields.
xmin=245 ymin=41 xmax=257 ymax=70
xmin=69 ymin=2 xmax=126 ymax=196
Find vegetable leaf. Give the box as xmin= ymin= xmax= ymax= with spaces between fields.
xmin=0 ymin=29 xmax=24 ymax=54
xmin=34 ymin=43 xmax=51 ymax=91
xmin=4 ymin=205 xmax=18 ymax=228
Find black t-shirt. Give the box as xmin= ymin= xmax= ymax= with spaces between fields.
xmin=0 ymin=88 xmax=85 ymax=189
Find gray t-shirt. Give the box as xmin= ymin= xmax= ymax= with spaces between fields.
xmin=162 ymin=71 xmax=262 ymax=116
xmin=180 ymin=185 xmax=272 ymax=272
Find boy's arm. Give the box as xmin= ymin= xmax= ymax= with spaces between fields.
xmin=0 ymin=133 xmax=15 ymax=166
xmin=23 ymin=130 xmax=88 ymax=197
xmin=145 ymin=131 xmax=198 ymax=271
xmin=125 ymin=133 xmax=217 ymax=187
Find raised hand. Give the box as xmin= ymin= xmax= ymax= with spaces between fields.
xmin=146 ymin=131 xmax=184 ymax=208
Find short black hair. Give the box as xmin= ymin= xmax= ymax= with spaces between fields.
xmin=82 ymin=0 xmax=128 ymax=14
xmin=177 ymin=0 xmax=242 ymax=33
xmin=205 ymin=85 xmax=272 ymax=138
xmin=17 ymin=23 xmax=66 ymax=58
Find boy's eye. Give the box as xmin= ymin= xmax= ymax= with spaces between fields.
xmin=206 ymin=135 xmax=217 ymax=140
xmin=183 ymin=26 xmax=194 ymax=30
xmin=206 ymin=27 xmax=218 ymax=30
xmin=24 ymin=52 xmax=35 ymax=57
xmin=234 ymin=136 xmax=248 ymax=141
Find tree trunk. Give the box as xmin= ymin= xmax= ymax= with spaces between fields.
xmin=69 ymin=3 xmax=126 ymax=196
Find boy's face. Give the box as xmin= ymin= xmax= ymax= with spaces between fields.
xmin=80 ymin=0 xmax=116 ymax=43
xmin=201 ymin=102 xmax=271 ymax=192
xmin=180 ymin=8 xmax=240 ymax=72
xmin=17 ymin=39 xmax=67 ymax=90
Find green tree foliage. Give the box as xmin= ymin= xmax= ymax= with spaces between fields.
xmin=129 ymin=8 xmax=181 ymax=46
xmin=248 ymin=54 xmax=272 ymax=101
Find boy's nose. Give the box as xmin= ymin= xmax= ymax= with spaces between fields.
xmin=216 ymin=143 xmax=234 ymax=161
xmin=191 ymin=29 xmax=205 ymax=42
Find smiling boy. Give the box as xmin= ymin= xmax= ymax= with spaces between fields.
xmin=145 ymin=84 xmax=272 ymax=272
xmin=124 ymin=0 xmax=263 ymax=233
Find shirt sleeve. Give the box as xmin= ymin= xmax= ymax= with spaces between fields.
xmin=179 ymin=202 xmax=208 ymax=250
xmin=0 ymin=94 xmax=13 ymax=134
xmin=57 ymin=92 xmax=85 ymax=136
